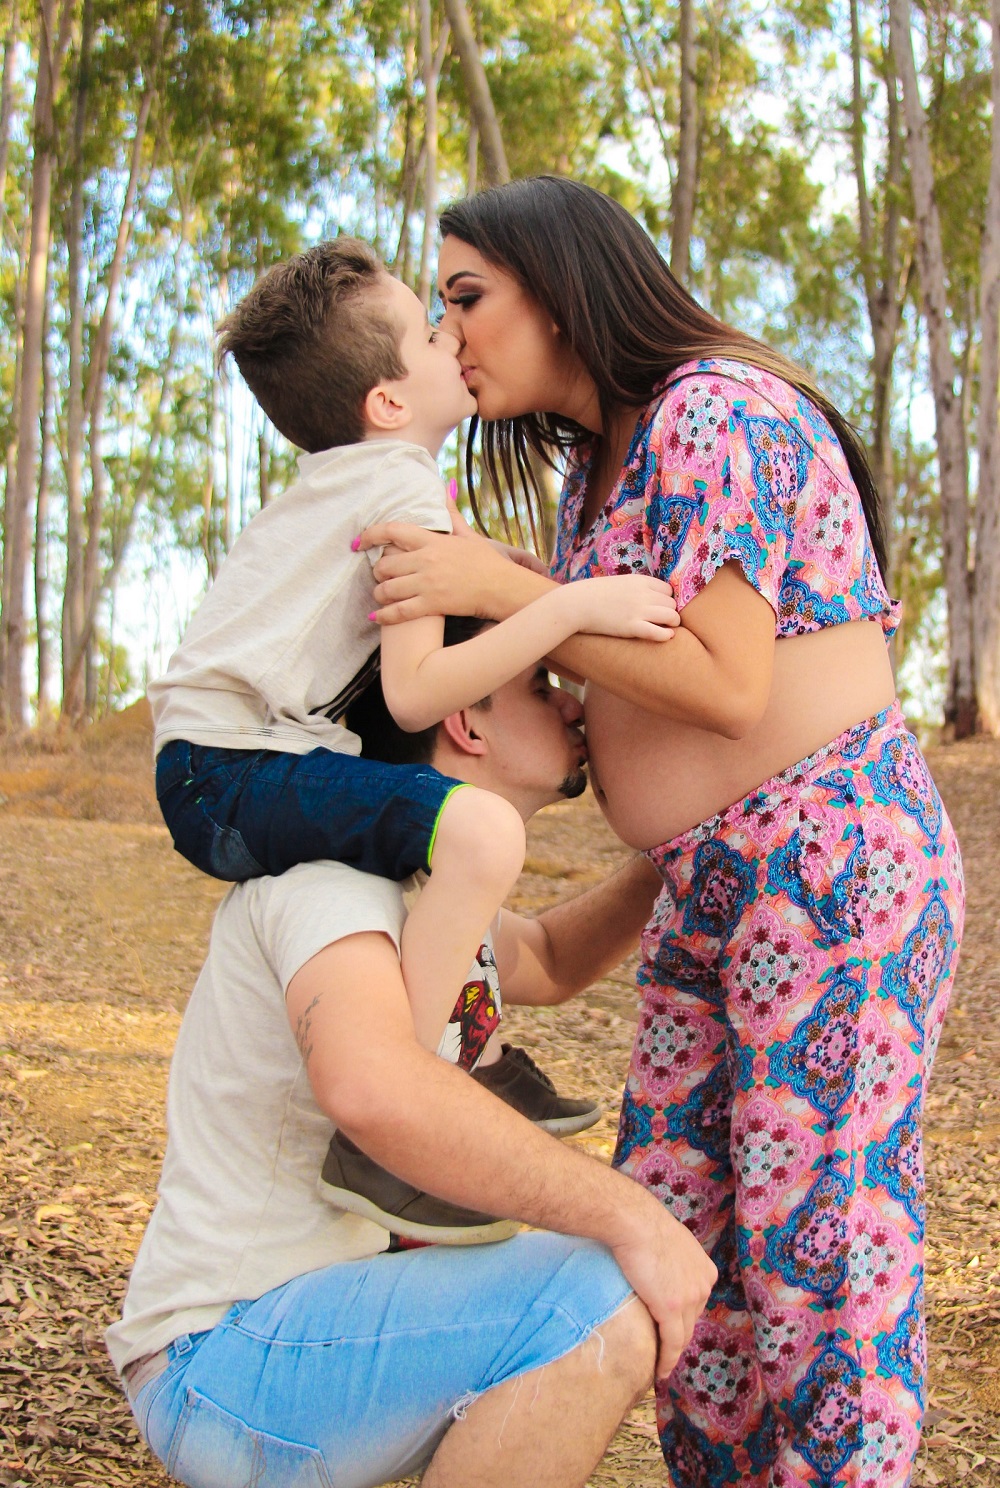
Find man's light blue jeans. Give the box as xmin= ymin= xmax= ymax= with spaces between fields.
xmin=130 ymin=1232 xmax=634 ymax=1488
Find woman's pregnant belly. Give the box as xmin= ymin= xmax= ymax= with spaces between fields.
xmin=584 ymin=620 xmax=897 ymax=849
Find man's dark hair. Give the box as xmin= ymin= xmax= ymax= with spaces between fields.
xmin=346 ymin=618 xmax=490 ymax=764
xmin=216 ymin=238 xmax=405 ymax=453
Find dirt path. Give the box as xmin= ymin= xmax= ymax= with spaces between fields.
xmin=1 ymin=721 xmax=998 ymax=1486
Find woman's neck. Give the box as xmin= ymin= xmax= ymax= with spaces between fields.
xmin=582 ymin=409 xmax=642 ymax=526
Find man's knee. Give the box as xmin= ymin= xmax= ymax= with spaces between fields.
xmin=544 ymin=1294 xmax=655 ymax=1414
xmin=589 ymin=1295 xmax=657 ymax=1405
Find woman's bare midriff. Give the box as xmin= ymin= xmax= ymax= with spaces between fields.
xmin=584 ymin=619 xmax=897 ymax=850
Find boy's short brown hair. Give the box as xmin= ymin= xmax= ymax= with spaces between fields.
xmin=216 ymin=238 xmax=406 ymax=452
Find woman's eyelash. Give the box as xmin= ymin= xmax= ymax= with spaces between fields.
xmin=450 ymin=293 xmax=480 ymax=307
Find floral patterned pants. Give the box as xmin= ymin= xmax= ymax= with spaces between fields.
xmin=614 ymin=704 xmax=964 ymax=1487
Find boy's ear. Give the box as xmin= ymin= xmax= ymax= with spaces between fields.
xmin=364 ymin=382 xmax=413 ymax=434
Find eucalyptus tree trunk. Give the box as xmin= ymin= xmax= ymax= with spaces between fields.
xmin=34 ymin=277 xmax=53 ymax=715
xmin=974 ymin=0 xmax=1000 ymax=733
xmin=392 ymin=9 xmax=420 ymax=280
xmin=1 ymin=0 xmax=72 ymax=728
xmin=0 ymin=3 xmax=22 ymax=702
xmin=417 ymin=0 xmax=437 ymax=307
xmin=889 ymin=0 xmax=975 ymax=735
xmin=849 ymin=0 xmax=910 ymax=573
xmin=62 ymin=0 xmax=92 ymax=724
xmin=258 ymin=433 xmax=271 ymax=509
xmin=62 ymin=0 xmax=166 ymax=722
xmin=670 ymin=0 xmax=698 ymax=282
xmin=417 ymin=0 xmax=450 ymax=307
xmin=616 ymin=0 xmax=674 ymax=193
xmin=441 ymin=0 xmax=509 ymax=187
xmin=467 ymin=119 xmax=479 ymax=194
xmin=0 ymin=0 xmax=19 ymax=210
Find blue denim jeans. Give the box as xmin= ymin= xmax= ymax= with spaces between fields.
xmin=131 ymin=1233 xmax=634 ymax=1488
xmin=156 ymin=740 xmax=462 ymax=883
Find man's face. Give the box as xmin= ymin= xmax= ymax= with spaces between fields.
xmin=462 ymin=664 xmax=587 ymax=817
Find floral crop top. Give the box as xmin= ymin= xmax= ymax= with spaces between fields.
xmin=550 ymin=358 xmax=900 ymax=640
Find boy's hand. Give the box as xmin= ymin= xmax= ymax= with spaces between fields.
xmin=567 ymin=574 xmax=680 ymax=642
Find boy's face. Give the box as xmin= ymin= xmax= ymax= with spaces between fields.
xmin=378 ymin=275 xmax=477 ymax=437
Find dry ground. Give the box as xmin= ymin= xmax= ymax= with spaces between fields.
xmin=1 ymin=703 xmax=998 ymax=1486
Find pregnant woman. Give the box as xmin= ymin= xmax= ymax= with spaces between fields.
xmin=361 ymin=176 xmax=964 ymax=1488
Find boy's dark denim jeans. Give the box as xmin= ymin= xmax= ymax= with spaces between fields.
xmin=155 ymin=740 xmax=460 ymax=883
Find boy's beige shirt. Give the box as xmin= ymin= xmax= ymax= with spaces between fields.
xmin=148 ymin=440 xmax=451 ymax=756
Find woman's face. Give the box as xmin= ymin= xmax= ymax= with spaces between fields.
xmin=436 ymin=236 xmax=597 ymax=428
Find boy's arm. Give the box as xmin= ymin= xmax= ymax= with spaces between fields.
xmin=493 ymin=854 xmax=662 ymax=1007
xmin=379 ymin=571 xmax=678 ymax=733
xmin=286 ymin=927 xmax=715 ymax=1379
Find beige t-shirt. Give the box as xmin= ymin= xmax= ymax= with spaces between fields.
xmin=148 ymin=440 xmax=451 ymax=757
xmin=105 ymin=861 xmax=405 ymax=1372
xmin=105 ymin=864 xmax=503 ymax=1374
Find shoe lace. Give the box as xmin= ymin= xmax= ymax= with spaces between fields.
xmin=507 ymin=1044 xmax=556 ymax=1092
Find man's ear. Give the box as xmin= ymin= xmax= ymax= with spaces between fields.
xmin=364 ymin=382 xmax=412 ymax=434
xmin=438 ymin=708 xmax=488 ymax=758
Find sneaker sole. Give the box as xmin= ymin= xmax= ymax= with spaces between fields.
xmin=316 ymin=1177 xmax=520 ymax=1246
xmin=535 ymin=1107 xmax=603 ymax=1137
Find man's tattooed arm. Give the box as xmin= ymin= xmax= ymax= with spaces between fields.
xmin=294 ymin=991 xmax=325 ymax=1066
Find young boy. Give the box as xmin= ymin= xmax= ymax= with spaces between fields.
xmin=148 ymin=239 xmax=678 ymax=1241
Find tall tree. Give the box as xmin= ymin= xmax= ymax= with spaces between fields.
xmin=1 ymin=0 xmax=73 ymax=728
xmin=441 ymin=0 xmax=509 ymax=186
xmin=417 ymin=0 xmax=440 ymax=308
xmin=889 ymin=0 xmax=975 ymax=734
xmin=974 ymin=0 xmax=1000 ymax=732
xmin=61 ymin=0 xmax=168 ymax=722
xmin=849 ymin=0 xmax=911 ymax=566
xmin=671 ymin=0 xmax=698 ymax=281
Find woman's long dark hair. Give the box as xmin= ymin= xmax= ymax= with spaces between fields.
xmin=439 ymin=176 xmax=889 ymax=578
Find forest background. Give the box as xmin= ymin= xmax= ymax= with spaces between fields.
xmin=0 ymin=0 xmax=998 ymax=739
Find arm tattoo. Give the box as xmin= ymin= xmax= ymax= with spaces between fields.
xmin=294 ymin=991 xmax=325 ymax=1066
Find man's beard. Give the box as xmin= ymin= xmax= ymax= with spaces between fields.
xmin=558 ymin=767 xmax=588 ymax=800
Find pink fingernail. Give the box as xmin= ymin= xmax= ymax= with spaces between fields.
xmin=368 ymin=611 xmax=377 ymax=622
xmin=350 ymin=536 xmax=361 ymax=552
xmin=447 ymin=478 xmax=458 ymax=501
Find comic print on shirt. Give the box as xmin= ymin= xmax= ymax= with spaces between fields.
xmin=436 ymin=937 xmax=502 ymax=1071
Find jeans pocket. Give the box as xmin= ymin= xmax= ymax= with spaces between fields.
xmin=167 ymin=1387 xmax=332 ymax=1488
xmin=203 ymin=822 xmax=265 ymax=881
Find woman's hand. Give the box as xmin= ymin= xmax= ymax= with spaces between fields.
xmin=445 ymin=498 xmax=552 ymax=575
xmin=496 ymin=542 xmax=552 ymax=576
xmin=356 ymin=520 xmax=554 ymax=623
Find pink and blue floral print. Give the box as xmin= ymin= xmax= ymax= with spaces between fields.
xmin=550 ymin=359 xmax=900 ymax=643
xmin=615 ymin=705 xmax=963 ymax=1486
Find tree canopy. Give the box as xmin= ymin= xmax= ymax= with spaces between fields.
xmin=0 ymin=0 xmax=997 ymax=734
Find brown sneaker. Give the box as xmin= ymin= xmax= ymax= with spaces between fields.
xmin=318 ymin=1131 xmax=519 ymax=1246
xmin=472 ymin=1044 xmax=602 ymax=1136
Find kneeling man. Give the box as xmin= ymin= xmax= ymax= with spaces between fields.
xmin=107 ymin=650 xmax=715 ymax=1488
